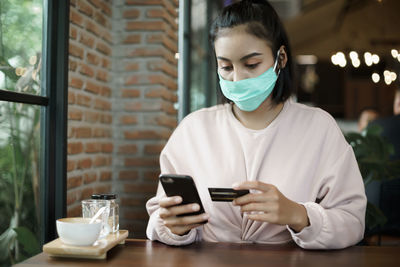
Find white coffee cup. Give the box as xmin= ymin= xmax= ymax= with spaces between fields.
xmin=56 ymin=217 xmax=102 ymax=246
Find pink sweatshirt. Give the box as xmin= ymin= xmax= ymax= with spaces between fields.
xmin=146 ymin=100 xmax=367 ymax=249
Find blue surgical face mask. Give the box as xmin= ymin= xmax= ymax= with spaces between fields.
xmin=218 ymin=51 xmax=281 ymax=112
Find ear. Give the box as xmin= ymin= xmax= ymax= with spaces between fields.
xmin=278 ymin=45 xmax=288 ymax=69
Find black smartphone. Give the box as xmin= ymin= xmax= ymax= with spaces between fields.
xmin=159 ymin=174 xmax=205 ymax=217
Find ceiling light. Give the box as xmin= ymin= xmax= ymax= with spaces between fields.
xmin=339 ymin=59 xmax=347 ymax=68
xmin=331 ymin=54 xmax=338 ymax=65
xmin=352 ymin=59 xmax=360 ymax=68
xmin=372 ymin=73 xmax=380 ymax=83
xmin=349 ymin=51 xmax=358 ymax=60
xmin=390 ymin=72 xmax=397 ymax=81
xmin=391 ymin=49 xmax=399 ymax=58
xmin=385 ymin=76 xmax=392 ymax=85
xmin=384 ymin=70 xmax=390 ymax=77
xmin=372 ymin=54 xmax=379 ymax=64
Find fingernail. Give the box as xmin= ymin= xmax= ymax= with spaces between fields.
xmin=192 ymin=204 xmax=200 ymax=211
xmin=232 ymin=182 xmax=239 ymax=189
xmin=202 ymin=214 xmax=210 ymax=220
xmin=175 ymin=197 xmax=182 ymax=203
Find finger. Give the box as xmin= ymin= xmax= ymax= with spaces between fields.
xmin=233 ymin=192 xmax=278 ymax=205
xmin=164 ymin=213 xmax=209 ymax=227
xmin=168 ymin=203 xmax=201 ymax=217
xmin=232 ymin=181 xmax=275 ymax=192
xmin=169 ymin=223 xmax=204 ymax=236
xmin=240 ymin=202 xmax=278 ymax=213
xmin=159 ymin=196 xmax=182 ymax=208
xmin=247 ymin=213 xmax=279 ymax=224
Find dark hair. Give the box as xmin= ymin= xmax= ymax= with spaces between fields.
xmin=210 ymin=0 xmax=295 ymax=105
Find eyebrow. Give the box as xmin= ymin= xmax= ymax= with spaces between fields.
xmin=217 ymin=52 xmax=263 ymax=62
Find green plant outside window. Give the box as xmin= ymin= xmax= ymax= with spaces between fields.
xmin=0 ymin=0 xmax=42 ymax=265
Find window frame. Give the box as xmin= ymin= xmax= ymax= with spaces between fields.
xmin=0 ymin=0 xmax=70 ymax=246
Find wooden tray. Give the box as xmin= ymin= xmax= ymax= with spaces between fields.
xmin=43 ymin=230 xmax=129 ymax=259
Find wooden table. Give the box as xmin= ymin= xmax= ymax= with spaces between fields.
xmin=16 ymin=239 xmax=400 ymax=267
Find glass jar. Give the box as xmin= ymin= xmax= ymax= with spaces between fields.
xmin=92 ymin=194 xmax=119 ymax=233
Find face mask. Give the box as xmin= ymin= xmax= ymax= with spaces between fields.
xmin=218 ymin=51 xmax=280 ymax=112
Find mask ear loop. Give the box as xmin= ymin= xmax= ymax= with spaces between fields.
xmin=273 ymin=50 xmax=281 ymax=76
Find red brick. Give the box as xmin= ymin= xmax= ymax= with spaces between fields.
xmin=124 ymin=157 xmax=159 ymax=167
xmin=96 ymin=41 xmax=111 ymax=56
xmin=85 ymin=81 xmax=101 ymax=94
xmin=124 ymin=74 xmax=177 ymax=91
xmin=100 ymin=114 xmax=112 ymax=124
xmin=69 ymin=60 xmax=77 ymax=71
xmin=68 ymin=91 xmax=75 ymax=104
xmin=100 ymin=171 xmax=112 ymax=181
xmin=125 ymin=21 xmax=165 ymax=31
xmin=124 ymin=101 xmax=176 ymax=115
xmin=67 ymin=176 xmax=83 ymax=189
xmin=94 ymin=11 xmax=108 ymax=27
xmin=124 ymin=183 xmax=157 ymax=193
xmin=124 ymin=63 xmax=140 ymax=71
xmin=145 ymin=87 xmax=177 ymax=101
xmin=67 ymin=159 xmax=76 ymax=172
xmin=94 ymin=185 xmax=112 ymax=195
xmin=101 ymin=143 xmax=113 ymax=153
xmin=93 ymin=128 xmax=111 ymax=138
xmin=77 ymin=1 xmax=93 ymax=16
xmin=79 ymin=33 xmax=95 ymax=48
xmin=93 ymin=156 xmax=108 ymax=167
xmin=126 ymin=0 xmax=162 ymax=5
xmin=128 ymin=47 xmax=176 ymax=64
xmin=87 ymin=52 xmax=100 ymax=65
xmin=76 ymin=93 xmax=92 ymax=107
xmin=68 ymin=109 xmax=83 ymax=121
xmin=84 ymin=172 xmax=97 ymax=184
xmin=123 ymin=129 xmax=170 ymax=140
xmin=146 ymin=9 xmax=177 ymax=30
xmin=94 ymin=98 xmax=111 ymax=110
xmin=79 ymin=62 xmax=95 ymax=77
xmin=103 ymin=31 xmax=113 ymax=44
xmin=68 ymin=142 xmax=83 ymax=154
xmin=86 ymin=19 xmax=102 ymax=37
xmin=75 ymin=127 xmax=92 ymax=138
xmin=119 ymin=170 xmax=139 ymax=180
xmin=70 ymin=9 xmax=83 ymax=25
xmin=147 ymin=59 xmax=177 ymax=77
xmin=78 ymin=158 xmax=93 ymax=169
xmin=121 ymin=89 xmax=140 ymax=98
xmin=85 ymin=142 xmax=101 ymax=153
xmin=123 ymin=34 xmax=141 ymax=44
xmin=70 ymin=76 xmax=84 ymax=89
xmin=101 ymin=86 xmax=111 ymax=97
xmin=96 ymin=69 xmax=109 ymax=82
xmin=123 ymin=9 xmax=140 ymax=19
xmin=144 ymin=144 xmax=165 ymax=155
xmin=119 ymin=115 xmax=138 ymax=125
xmin=101 ymin=58 xmax=111 ymax=69
xmin=70 ymin=26 xmax=78 ymax=40
xmin=84 ymin=111 xmax=99 ymax=123
xmin=69 ymin=43 xmax=84 ymax=59
xmin=144 ymin=171 xmax=160 ymax=181
xmin=118 ymin=144 xmax=138 ymax=154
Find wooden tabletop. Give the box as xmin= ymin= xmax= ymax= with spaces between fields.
xmin=16 ymin=239 xmax=400 ymax=267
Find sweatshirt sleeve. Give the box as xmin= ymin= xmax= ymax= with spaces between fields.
xmin=287 ymin=145 xmax=367 ymax=249
xmin=145 ymin=149 xmax=198 ymax=245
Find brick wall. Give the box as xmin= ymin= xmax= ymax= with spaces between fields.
xmin=67 ymin=0 xmax=178 ymax=238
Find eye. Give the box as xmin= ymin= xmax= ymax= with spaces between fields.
xmin=245 ymin=63 xmax=260 ymax=69
xmin=220 ymin=66 xmax=233 ymax=71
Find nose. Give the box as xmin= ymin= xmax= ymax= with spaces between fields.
xmin=232 ymin=70 xmax=247 ymax=82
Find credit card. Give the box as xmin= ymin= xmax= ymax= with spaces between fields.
xmin=208 ymin=188 xmax=249 ymax=202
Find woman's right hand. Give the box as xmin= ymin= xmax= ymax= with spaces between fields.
xmin=158 ymin=196 xmax=210 ymax=236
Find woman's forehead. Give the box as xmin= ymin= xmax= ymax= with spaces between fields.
xmin=214 ymin=26 xmax=273 ymax=60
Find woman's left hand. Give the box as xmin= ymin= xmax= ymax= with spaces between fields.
xmin=232 ymin=181 xmax=309 ymax=232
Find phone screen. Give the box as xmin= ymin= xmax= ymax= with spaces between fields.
xmin=159 ymin=174 xmax=205 ymax=217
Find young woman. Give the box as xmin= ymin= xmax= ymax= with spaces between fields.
xmin=146 ymin=0 xmax=366 ymax=249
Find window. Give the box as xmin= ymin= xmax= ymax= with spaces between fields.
xmin=0 ymin=0 xmax=69 ymax=264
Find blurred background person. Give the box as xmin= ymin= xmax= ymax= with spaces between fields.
xmin=358 ymin=107 xmax=380 ymax=132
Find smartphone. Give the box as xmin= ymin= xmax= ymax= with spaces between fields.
xmin=159 ymin=174 xmax=205 ymax=217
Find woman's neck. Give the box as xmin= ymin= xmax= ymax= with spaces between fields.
xmin=232 ymin=99 xmax=284 ymax=130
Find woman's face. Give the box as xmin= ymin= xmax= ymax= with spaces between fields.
xmin=214 ymin=24 xmax=275 ymax=82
